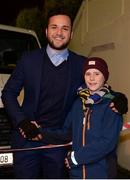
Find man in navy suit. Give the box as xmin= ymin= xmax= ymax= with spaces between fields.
xmin=1 ymin=7 xmax=128 ymax=179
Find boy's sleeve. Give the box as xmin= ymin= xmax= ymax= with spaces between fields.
xmin=40 ymin=110 xmax=73 ymax=144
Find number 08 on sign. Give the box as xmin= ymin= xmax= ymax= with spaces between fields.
xmin=0 ymin=153 xmax=13 ymax=166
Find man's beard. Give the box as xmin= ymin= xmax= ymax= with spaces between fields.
xmin=47 ymin=38 xmax=70 ymax=50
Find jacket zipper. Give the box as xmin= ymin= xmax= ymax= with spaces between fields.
xmin=82 ymin=108 xmax=91 ymax=179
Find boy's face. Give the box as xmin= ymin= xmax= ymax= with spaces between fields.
xmin=84 ymin=68 xmax=105 ymax=93
xmin=46 ymin=14 xmax=73 ymax=50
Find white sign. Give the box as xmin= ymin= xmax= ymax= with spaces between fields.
xmin=0 ymin=153 xmax=13 ymax=166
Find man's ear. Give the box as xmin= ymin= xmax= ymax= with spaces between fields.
xmin=45 ymin=28 xmax=47 ymax=37
xmin=70 ymin=31 xmax=73 ymax=40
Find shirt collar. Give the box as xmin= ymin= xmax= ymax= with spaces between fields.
xmin=46 ymin=44 xmax=69 ymax=66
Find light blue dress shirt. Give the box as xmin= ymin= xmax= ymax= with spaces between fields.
xmin=46 ymin=45 xmax=69 ymax=66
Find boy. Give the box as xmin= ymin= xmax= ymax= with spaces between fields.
xmin=42 ymin=57 xmax=123 ymax=179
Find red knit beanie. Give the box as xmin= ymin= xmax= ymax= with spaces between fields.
xmin=83 ymin=57 xmax=109 ymax=82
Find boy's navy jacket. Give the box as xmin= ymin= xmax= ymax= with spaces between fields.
xmin=42 ymin=96 xmax=123 ymax=179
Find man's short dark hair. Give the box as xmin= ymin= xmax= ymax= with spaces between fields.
xmin=46 ymin=6 xmax=73 ymax=27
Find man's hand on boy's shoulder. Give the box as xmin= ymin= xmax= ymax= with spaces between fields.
xmin=110 ymin=92 xmax=128 ymax=114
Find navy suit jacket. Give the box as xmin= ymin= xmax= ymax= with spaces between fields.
xmin=2 ymin=47 xmax=86 ymax=147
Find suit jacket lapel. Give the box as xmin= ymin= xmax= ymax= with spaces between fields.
xmin=32 ymin=48 xmax=46 ymax=112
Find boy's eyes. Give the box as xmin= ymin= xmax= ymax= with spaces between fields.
xmin=95 ymin=73 xmax=100 ymax=75
xmin=86 ymin=72 xmax=100 ymax=76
